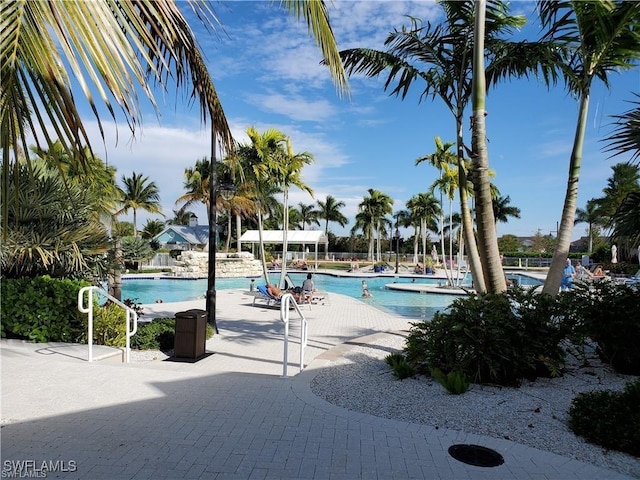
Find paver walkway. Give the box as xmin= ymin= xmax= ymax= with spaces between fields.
xmin=1 ymin=289 xmax=634 ymax=479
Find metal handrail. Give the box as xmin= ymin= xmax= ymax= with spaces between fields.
xmin=77 ymin=286 xmax=139 ymax=363
xmin=280 ymin=293 xmax=307 ymax=378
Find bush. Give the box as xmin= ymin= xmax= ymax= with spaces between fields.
xmin=563 ymin=281 xmax=640 ymax=375
xmin=431 ymin=368 xmax=470 ymax=395
xmin=1 ymin=276 xmax=90 ymax=342
xmin=88 ymin=302 xmax=127 ymax=347
xmin=404 ymin=287 xmax=568 ymax=386
xmin=568 ymin=379 xmax=640 ymax=457
xmin=385 ymin=352 xmax=414 ymax=380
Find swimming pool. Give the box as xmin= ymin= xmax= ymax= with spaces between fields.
xmin=121 ymin=272 xmax=543 ymax=320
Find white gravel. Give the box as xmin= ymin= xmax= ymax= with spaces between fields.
xmin=310 ymin=333 xmax=640 ymax=479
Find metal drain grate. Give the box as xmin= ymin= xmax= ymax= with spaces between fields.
xmin=448 ymin=444 xmax=504 ymax=467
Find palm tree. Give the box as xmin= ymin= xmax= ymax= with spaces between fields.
xmin=406 ymin=193 xmax=441 ymax=266
xmin=492 ymin=195 xmax=521 ymax=227
xmin=359 ymin=189 xmax=393 ymax=263
xmin=141 ymin=219 xmax=166 ymax=240
xmin=176 ymin=158 xmax=213 ymax=213
xmin=610 ymin=192 xmax=640 ymax=246
xmin=537 ymin=0 xmax=640 ymax=295
xmin=351 ymin=209 xmax=375 ymax=261
xmin=116 ymin=172 xmax=163 ymax=237
xmin=241 ymin=127 xmax=289 ymax=284
xmin=339 ymin=1 xmax=557 ymax=293
xmin=1 ymin=161 xmax=110 ymax=279
xmin=274 ymin=137 xmax=314 ymax=287
xmin=605 ymin=94 xmax=640 ymax=163
xmin=316 ymin=195 xmax=348 ymax=235
xmin=574 ymin=199 xmax=604 ymax=254
xmin=297 ymin=203 xmax=321 ymax=231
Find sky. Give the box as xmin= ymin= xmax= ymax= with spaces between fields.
xmin=81 ymin=0 xmax=640 ymax=241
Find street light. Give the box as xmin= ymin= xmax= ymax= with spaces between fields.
xmin=207 ymin=131 xmax=236 ymax=333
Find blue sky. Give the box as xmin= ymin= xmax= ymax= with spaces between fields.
xmin=87 ymin=1 xmax=640 ymax=241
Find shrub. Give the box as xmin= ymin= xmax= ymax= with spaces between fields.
xmin=404 ymin=287 xmax=568 ymax=386
xmin=385 ymin=352 xmax=414 ymax=380
xmin=431 ymin=368 xmax=470 ymax=395
xmin=563 ymin=281 xmax=640 ymax=375
xmin=1 ymin=276 xmax=90 ymax=342
xmin=568 ymin=379 xmax=640 ymax=457
xmin=89 ymin=302 xmax=127 ymax=347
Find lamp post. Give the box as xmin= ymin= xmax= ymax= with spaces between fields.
xmin=206 ymin=131 xmax=236 ymax=334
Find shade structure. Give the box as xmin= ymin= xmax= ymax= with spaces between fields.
xmin=239 ymin=230 xmax=328 ymax=268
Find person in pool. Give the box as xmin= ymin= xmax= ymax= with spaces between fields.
xmin=361 ymin=280 xmax=372 ymax=298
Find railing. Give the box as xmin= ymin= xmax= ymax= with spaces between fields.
xmin=280 ymin=293 xmax=308 ymax=378
xmin=77 ymin=286 xmax=139 ymax=363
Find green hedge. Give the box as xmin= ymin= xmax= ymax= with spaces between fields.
xmin=569 ymin=379 xmax=640 ymax=457
xmin=1 ymin=276 xmax=90 ymax=342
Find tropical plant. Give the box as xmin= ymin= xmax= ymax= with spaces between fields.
xmin=604 ymin=93 xmax=640 ymax=163
xmin=0 ymin=161 xmax=110 ymax=279
xmin=116 ymin=172 xmax=163 ymax=237
xmin=574 ymin=199 xmax=604 ymax=253
xmin=316 ymin=195 xmax=348 ymax=236
xmin=610 ymin=192 xmax=640 ymax=246
xmin=492 ymin=195 xmax=521 ymax=227
xmin=358 ymin=190 xmax=393 ymax=263
xmin=141 ymin=219 xmax=166 ymax=240
xmin=537 ymin=0 xmax=640 ymax=295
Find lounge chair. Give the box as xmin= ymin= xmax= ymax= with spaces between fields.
xmin=252 ymin=285 xmax=281 ymax=307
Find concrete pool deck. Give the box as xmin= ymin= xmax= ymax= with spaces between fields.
xmin=3 ymin=281 xmax=632 ymax=479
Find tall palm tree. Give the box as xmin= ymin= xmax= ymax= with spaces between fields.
xmin=274 ymin=137 xmax=314 ymax=287
xmin=537 ymin=0 xmax=640 ymax=295
xmin=116 ymin=172 xmax=163 ymax=237
xmin=471 ymin=0 xmax=505 ymax=293
xmin=241 ymin=127 xmax=288 ymax=284
xmin=359 ymin=189 xmax=393 ymax=263
xmin=339 ymin=1 xmax=557 ymax=293
xmin=492 ymin=195 xmax=521 ymax=227
xmin=406 ymin=193 xmax=441 ymax=266
xmin=297 ymin=203 xmax=321 ymax=230
xmin=610 ymin=192 xmax=640 ymax=246
xmin=351 ymin=209 xmax=375 ymax=261
xmin=316 ymin=195 xmax=348 ymax=235
xmin=574 ymin=199 xmax=604 ymax=254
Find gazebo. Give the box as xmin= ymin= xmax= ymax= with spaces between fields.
xmin=239 ymin=230 xmax=328 ymax=269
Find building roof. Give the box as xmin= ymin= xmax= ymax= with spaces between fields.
xmin=239 ymin=230 xmax=328 ymax=245
xmin=154 ymin=225 xmax=209 ymax=246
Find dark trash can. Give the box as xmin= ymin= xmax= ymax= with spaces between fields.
xmin=174 ymin=309 xmax=207 ymax=360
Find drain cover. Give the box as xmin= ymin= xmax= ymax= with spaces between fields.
xmin=448 ymin=444 xmax=504 ymax=467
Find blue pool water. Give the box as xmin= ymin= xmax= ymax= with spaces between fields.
xmin=121 ymin=272 xmax=543 ymax=320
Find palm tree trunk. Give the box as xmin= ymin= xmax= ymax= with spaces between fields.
xmin=108 ymin=236 xmax=123 ymax=301
xmin=421 ymin=218 xmax=427 ymax=267
xmin=279 ymin=189 xmax=289 ymax=288
xmin=543 ymin=91 xmax=589 ymax=295
xmin=413 ymin=226 xmax=419 ymax=264
xmin=257 ymin=210 xmax=270 ymax=285
xmin=132 ymin=208 xmax=137 ymax=237
xmin=236 ymin=213 xmax=242 ymax=252
xmin=225 ymin=212 xmax=232 ymax=252
xmin=471 ymin=0 xmax=505 ymax=294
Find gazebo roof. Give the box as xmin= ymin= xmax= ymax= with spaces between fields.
xmin=239 ymin=230 xmax=328 ymax=245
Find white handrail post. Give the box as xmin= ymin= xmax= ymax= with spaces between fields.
xmin=77 ymin=286 xmax=94 ymax=362
xmin=281 ymin=295 xmax=290 ymax=378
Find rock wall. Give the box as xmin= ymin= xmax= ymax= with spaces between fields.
xmin=172 ymin=251 xmax=263 ymax=278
